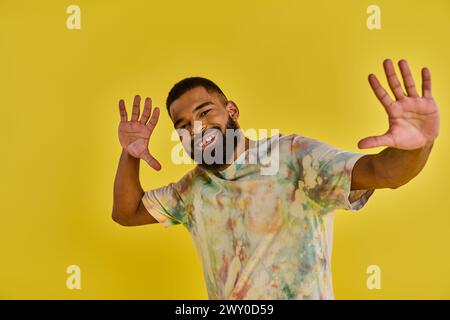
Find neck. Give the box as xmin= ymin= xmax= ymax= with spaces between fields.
xmin=212 ymin=134 xmax=250 ymax=172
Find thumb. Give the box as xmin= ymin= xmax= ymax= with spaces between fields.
xmin=357 ymin=133 xmax=393 ymax=149
xmin=142 ymin=151 xmax=162 ymax=171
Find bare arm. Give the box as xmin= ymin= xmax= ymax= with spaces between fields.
xmin=112 ymin=149 xmax=158 ymax=226
xmin=351 ymin=142 xmax=434 ymax=190
xmin=112 ymin=95 xmax=162 ymax=226
xmin=351 ymin=59 xmax=439 ymax=190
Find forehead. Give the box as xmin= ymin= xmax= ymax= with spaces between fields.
xmin=170 ymin=86 xmax=220 ymax=120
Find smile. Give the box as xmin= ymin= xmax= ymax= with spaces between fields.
xmin=198 ymin=131 xmax=218 ymax=150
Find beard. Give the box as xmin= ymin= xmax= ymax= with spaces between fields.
xmin=187 ymin=116 xmax=241 ymax=171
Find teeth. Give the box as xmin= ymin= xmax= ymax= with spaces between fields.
xmin=198 ymin=132 xmax=216 ymax=148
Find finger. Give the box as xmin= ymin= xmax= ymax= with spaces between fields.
xmin=383 ymin=59 xmax=406 ymax=100
xmin=118 ymin=99 xmax=128 ymax=122
xmin=421 ymin=67 xmax=432 ymax=98
xmin=368 ymin=74 xmax=394 ymax=111
xmin=358 ymin=134 xmax=395 ymax=149
xmin=146 ymin=107 xmax=160 ymax=136
xmin=131 ymin=95 xmax=141 ymax=121
xmin=142 ymin=151 xmax=162 ymax=171
xmin=398 ymin=59 xmax=419 ymax=98
xmin=139 ymin=97 xmax=152 ymax=124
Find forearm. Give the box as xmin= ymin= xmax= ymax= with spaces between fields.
xmin=372 ymin=141 xmax=434 ymax=189
xmin=112 ymin=149 xmax=144 ymax=219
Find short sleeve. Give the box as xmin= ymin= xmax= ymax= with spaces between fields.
xmin=141 ymin=172 xmax=193 ymax=228
xmin=292 ymin=135 xmax=374 ymax=212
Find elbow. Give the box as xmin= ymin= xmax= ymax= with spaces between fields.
xmin=386 ymin=178 xmax=404 ymax=190
xmin=388 ymin=177 xmax=412 ymax=190
xmin=112 ymin=209 xmax=133 ymax=227
xmin=111 ymin=212 xmax=122 ymax=225
xmin=111 ymin=211 xmax=124 ymax=225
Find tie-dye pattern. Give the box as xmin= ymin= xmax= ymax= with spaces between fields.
xmin=142 ymin=134 xmax=374 ymax=299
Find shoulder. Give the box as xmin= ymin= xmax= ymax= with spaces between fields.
xmin=287 ymin=133 xmax=339 ymax=158
xmin=277 ymin=133 xmax=325 ymax=156
xmin=279 ymin=133 xmax=340 ymax=172
xmin=171 ymin=168 xmax=198 ymax=199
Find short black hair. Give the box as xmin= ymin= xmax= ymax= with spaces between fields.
xmin=166 ymin=77 xmax=228 ymax=116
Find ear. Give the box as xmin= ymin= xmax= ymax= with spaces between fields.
xmin=225 ymin=100 xmax=239 ymax=121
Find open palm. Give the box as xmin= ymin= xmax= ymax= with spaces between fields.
xmin=358 ymin=59 xmax=440 ymax=150
xmin=118 ymin=95 xmax=161 ymax=170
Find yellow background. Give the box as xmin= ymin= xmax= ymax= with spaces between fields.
xmin=1 ymin=0 xmax=449 ymax=299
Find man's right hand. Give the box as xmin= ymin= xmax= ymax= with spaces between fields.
xmin=118 ymin=95 xmax=162 ymax=170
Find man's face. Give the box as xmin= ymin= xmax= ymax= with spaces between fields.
xmin=169 ymin=86 xmax=241 ymax=170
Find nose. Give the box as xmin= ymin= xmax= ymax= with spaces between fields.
xmin=189 ymin=121 xmax=206 ymax=136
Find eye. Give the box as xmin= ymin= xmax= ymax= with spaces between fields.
xmin=200 ymin=109 xmax=211 ymax=117
xmin=176 ymin=124 xmax=188 ymax=131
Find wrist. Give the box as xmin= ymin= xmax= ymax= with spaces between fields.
xmin=423 ymin=139 xmax=435 ymax=149
xmin=121 ymin=148 xmax=140 ymax=162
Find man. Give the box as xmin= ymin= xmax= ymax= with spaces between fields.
xmin=112 ymin=59 xmax=439 ymax=299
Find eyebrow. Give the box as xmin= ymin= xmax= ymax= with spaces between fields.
xmin=173 ymin=101 xmax=214 ymax=128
